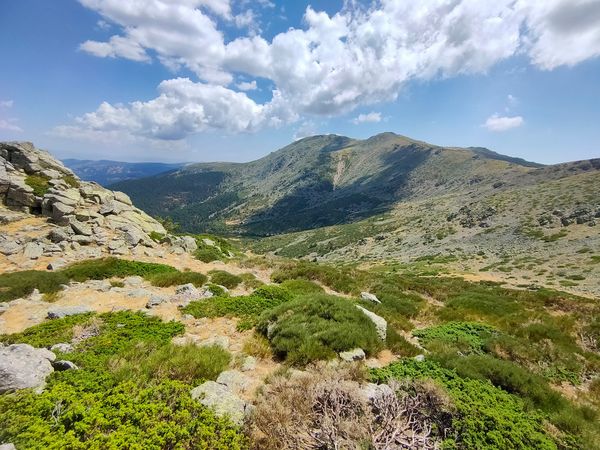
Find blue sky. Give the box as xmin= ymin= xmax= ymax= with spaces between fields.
xmin=1 ymin=0 xmax=599 ymax=164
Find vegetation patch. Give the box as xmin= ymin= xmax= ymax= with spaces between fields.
xmin=24 ymin=174 xmax=51 ymax=196
xmin=257 ymin=294 xmax=383 ymax=365
xmin=183 ymin=284 xmax=292 ymax=330
xmin=0 ymin=311 xmax=245 ymax=448
xmin=413 ymin=322 xmax=497 ymax=354
xmin=148 ymin=270 xmax=207 ymax=287
xmin=208 ymin=270 xmax=243 ymax=289
xmin=371 ymin=359 xmax=559 ymax=449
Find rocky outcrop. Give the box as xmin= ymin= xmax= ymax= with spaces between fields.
xmin=0 ymin=141 xmax=197 ymax=259
xmin=355 ymin=305 xmax=387 ymax=340
xmin=0 ymin=344 xmax=56 ymax=393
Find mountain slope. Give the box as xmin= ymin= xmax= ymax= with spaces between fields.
xmin=113 ymin=132 xmax=548 ymax=235
xmin=64 ymin=159 xmax=184 ymax=186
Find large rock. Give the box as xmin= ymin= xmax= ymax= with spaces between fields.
xmin=360 ymin=292 xmax=381 ymax=304
xmin=0 ymin=443 xmax=17 ymax=450
xmin=23 ymin=241 xmax=44 ymax=259
xmin=216 ymin=370 xmax=252 ymax=394
xmin=47 ymin=305 xmax=93 ymax=319
xmin=0 ymin=344 xmax=56 ymax=393
xmin=0 ymin=239 xmax=22 ymax=256
xmin=190 ymin=381 xmax=253 ymax=425
xmin=356 ymin=305 xmax=387 ymax=340
xmin=339 ymin=348 xmax=366 ymax=362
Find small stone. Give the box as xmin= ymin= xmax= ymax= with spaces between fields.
xmin=70 ymin=219 xmax=92 ymax=236
xmin=123 ymin=276 xmax=144 ymax=287
xmin=240 ymin=356 xmax=257 ymax=372
xmin=48 ymin=227 xmax=71 ymax=243
xmin=360 ymin=292 xmax=381 ymax=304
xmin=339 ymin=348 xmax=366 ymax=362
xmin=47 ymin=305 xmax=92 ymax=319
xmin=47 ymin=258 xmax=67 ymax=271
xmin=50 ymin=343 xmax=74 ymax=353
xmin=414 ymin=354 xmax=426 ymax=362
xmin=190 ymin=381 xmax=252 ymax=426
xmin=52 ymin=360 xmax=79 ymax=371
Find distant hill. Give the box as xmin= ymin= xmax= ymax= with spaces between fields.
xmin=112 ymin=132 xmax=555 ymax=235
xmin=63 ymin=159 xmax=185 ymax=186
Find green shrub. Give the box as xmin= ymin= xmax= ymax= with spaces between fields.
xmin=183 ymin=285 xmax=292 ymax=327
xmin=279 ymin=279 xmax=324 ymax=295
xmin=63 ymin=175 xmax=80 ymax=188
xmin=240 ymin=272 xmax=263 ymax=289
xmin=0 ymin=311 xmax=245 ymax=448
xmin=413 ymin=322 xmax=497 ymax=354
xmin=257 ymin=294 xmax=383 ymax=365
xmin=0 ymin=380 xmax=246 ymax=449
xmin=148 ymin=271 xmax=207 ymax=288
xmin=63 ymin=257 xmax=178 ymax=281
xmin=149 ymin=231 xmax=165 ymax=242
xmin=271 ymin=261 xmax=359 ymax=294
xmin=386 ymin=326 xmax=420 ymax=356
xmin=371 ymin=359 xmax=558 ymax=449
xmin=209 ymin=270 xmax=243 ymax=289
xmin=110 ymin=342 xmax=230 ymax=385
xmin=24 ymin=174 xmax=50 ymax=196
xmin=0 ymin=270 xmax=69 ymax=302
xmin=195 ymin=247 xmax=225 ymax=263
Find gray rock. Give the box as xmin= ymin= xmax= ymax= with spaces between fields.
xmin=50 ymin=343 xmax=74 ymax=353
xmin=47 ymin=258 xmax=67 ymax=271
xmin=48 ymin=227 xmax=71 ymax=243
xmin=113 ymin=191 xmax=132 ymax=205
xmin=71 ymin=235 xmax=93 ymax=245
xmin=47 ymin=305 xmax=92 ymax=319
xmin=0 ymin=344 xmax=56 ymax=393
xmin=99 ymin=199 xmax=130 ymax=215
xmin=127 ymin=288 xmax=152 ymax=298
xmin=122 ymin=227 xmax=145 ymax=246
xmin=339 ymin=348 xmax=366 ymax=362
xmin=23 ymin=241 xmax=44 ymax=259
xmin=0 ymin=240 xmax=22 ymax=256
xmin=414 ymin=354 xmax=426 ymax=362
xmin=171 ymin=283 xmax=201 ymax=307
xmin=240 ymin=356 xmax=257 ymax=372
xmin=146 ymin=294 xmax=167 ymax=308
xmin=216 ymin=370 xmax=252 ymax=394
xmin=123 ymin=276 xmax=144 ymax=287
xmin=179 ymin=236 xmax=198 ymax=253
xmin=0 ymin=443 xmax=17 ymax=450
xmin=199 ymin=335 xmax=230 ymax=349
xmin=355 ymin=305 xmax=387 ymax=340
xmin=70 ymin=219 xmax=92 ymax=236
xmin=360 ymin=382 xmax=395 ymax=403
xmin=360 ymin=292 xmax=381 ymax=304
xmin=190 ymin=381 xmax=253 ymax=425
xmin=52 ymin=360 xmax=79 ymax=371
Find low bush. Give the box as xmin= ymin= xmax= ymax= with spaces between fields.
xmin=0 ymin=311 xmax=245 ymax=448
xmin=242 ymin=334 xmax=273 ymax=359
xmin=148 ymin=270 xmax=207 ymax=287
xmin=271 ymin=261 xmax=359 ymax=294
xmin=24 ymin=174 xmax=51 ymax=196
xmin=110 ymin=342 xmax=230 ymax=385
xmin=371 ymin=359 xmax=558 ymax=449
xmin=183 ymin=285 xmax=292 ymax=329
xmin=209 ymin=270 xmax=243 ymax=289
xmin=386 ymin=326 xmax=420 ymax=356
xmin=195 ymin=246 xmax=224 ymax=263
xmin=0 ymin=258 xmax=182 ymax=302
xmin=413 ymin=321 xmax=497 ymax=354
xmin=257 ymin=294 xmax=383 ymax=365
xmin=279 ymin=279 xmax=324 ymax=295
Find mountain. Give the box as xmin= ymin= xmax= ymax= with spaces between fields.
xmin=63 ymin=159 xmax=185 ymax=186
xmin=112 ymin=132 xmax=556 ymax=236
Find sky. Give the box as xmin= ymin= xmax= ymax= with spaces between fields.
xmin=1 ymin=0 xmax=600 ymax=164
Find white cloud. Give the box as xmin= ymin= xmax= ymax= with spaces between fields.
xmin=80 ymin=35 xmax=149 ymax=62
xmin=0 ymin=119 xmax=23 ymax=132
xmin=293 ymin=121 xmax=318 ymax=141
xmin=483 ymin=114 xmax=524 ymax=132
xmin=65 ymin=0 xmax=600 ymax=142
xmin=0 ymin=100 xmax=14 ymax=108
xmin=507 ymin=94 xmax=518 ymax=105
xmin=352 ymin=112 xmax=382 ymax=124
xmin=236 ymin=80 xmax=257 ymax=91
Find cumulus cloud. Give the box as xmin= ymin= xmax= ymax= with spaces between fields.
xmin=0 ymin=100 xmax=14 ymax=108
xmin=352 ymin=112 xmax=382 ymax=124
xmin=65 ymin=0 xmax=600 ymax=141
xmin=483 ymin=114 xmax=524 ymax=132
xmin=236 ymin=80 xmax=257 ymax=91
xmin=293 ymin=121 xmax=318 ymax=141
xmin=0 ymin=119 xmax=23 ymax=132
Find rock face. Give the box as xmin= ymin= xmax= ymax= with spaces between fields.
xmin=0 ymin=344 xmax=56 ymax=393
xmin=190 ymin=381 xmax=253 ymax=426
xmin=355 ymin=305 xmax=387 ymax=340
xmin=0 ymin=141 xmax=186 ymax=259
